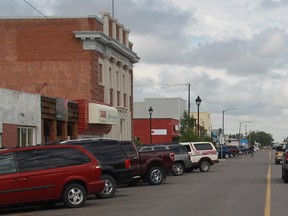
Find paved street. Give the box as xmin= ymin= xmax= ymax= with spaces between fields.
xmin=1 ymin=150 xmax=286 ymax=216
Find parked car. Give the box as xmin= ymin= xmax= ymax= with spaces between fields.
xmin=0 ymin=144 xmax=104 ymax=208
xmin=138 ymin=144 xmax=192 ymax=176
xmin=281 ymin=145 xmax=288 ymax=182
xmin=276 ymin=144 xmax=288 ymax=164
xmin=226 ymin=145 xmax=240 ymax=157
xmin=179 ymin=142 xmax=219 ymax=172
xmin=61 ymin=138 xmax=132 ymax=199
xmin=217 ymin=146 xmax=230 ymax=159
xmin=238 ymin=145 xmax=250 ymax=155
xmin=119 ymin=141 xmax=175 ymax=185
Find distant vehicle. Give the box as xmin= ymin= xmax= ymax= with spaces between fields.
xmin=179 ymin=142 xmax=219 ymax=172
xmin=281 ymin=144 xmax=288 ymax=183
xmin=275 ymin=144 xmax=288 ymax=164
xmin=226 ymin=146 xmax=240 ymax=157
xmin=119 ymin=141 xmax=175 ymax=185
xmin=238 ymin=145 xmax=250 ymax=155
xmin=0 ymin=145 xmax=104 ymax=208
xmin=217 ymin=146 xmax=230 ymax=159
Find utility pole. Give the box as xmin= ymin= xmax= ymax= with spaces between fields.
xmin=112 ymin=0 xmax=115 ymax=17
xmin=187 ymin=83 xmax=191 ymax=116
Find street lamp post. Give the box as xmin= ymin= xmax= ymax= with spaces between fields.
xmin=221 ymin=107 xmax=236 ymax=158
xmin=195 ymin=96 xmax=202 ymax=136
xmin=238 ymin=121 xmax=251 ymax=145
xmin=148 ymin=106 xmax=153 ymax=144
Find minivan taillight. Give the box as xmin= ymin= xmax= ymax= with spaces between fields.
xmin=125 ymin=159 xmax=131 ymax=169
xmin=96 ymin=165 xmax=102 ymax=174
xmin=170 ymin=153 xmax=175 ymax=161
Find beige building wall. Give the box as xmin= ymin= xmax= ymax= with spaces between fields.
xmin=191 ymin=112 xmax=211 ymax=136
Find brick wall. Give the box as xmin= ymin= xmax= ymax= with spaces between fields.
xmin=0 ymin=18 xmax=103 ymax=101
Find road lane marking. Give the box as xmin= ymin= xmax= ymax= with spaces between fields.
xmin=264 ymin=151 xmax=271 ymax=216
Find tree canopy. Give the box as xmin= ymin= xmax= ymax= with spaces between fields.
xmin=178 ymin=111 xmax=213 ymax=142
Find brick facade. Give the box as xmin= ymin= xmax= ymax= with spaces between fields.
xmin=0 ymin=15 xmax=139 ymax=140
xmin=0 ymin=17 xmax=102 ymax=101
xmin=133 ymin=118 xmax=180 ymax=145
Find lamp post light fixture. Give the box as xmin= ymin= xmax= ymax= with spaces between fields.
xmin=195 ymin=96 xmax=202 ymax=136
xmin=238 ymin=121 xmax=251 ymax=145
xmin=148 ymin=106 xmax=153 ymax=144
xmin=221 ymin=107 xmax=236 ymax=158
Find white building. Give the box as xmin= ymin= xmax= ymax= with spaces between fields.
xmin=0 ymin=88 xmax=41 ymax=148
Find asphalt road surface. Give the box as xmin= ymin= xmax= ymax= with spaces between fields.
xmin=1 ymin=150 xmax=286 ymax=216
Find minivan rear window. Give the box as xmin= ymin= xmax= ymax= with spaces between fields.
xmin=16 ymin=149 xmax=54 ymax=172
xmin=0 ymin=153 xmax=16 ymax=174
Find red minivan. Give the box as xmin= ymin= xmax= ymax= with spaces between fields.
xmin=0 ymin=145 xmax=105 ymax=208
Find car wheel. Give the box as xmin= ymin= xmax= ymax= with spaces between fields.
xmin=62 ymin=183 xmax=86 ymax=208
xmin=275 ymin=159 xmax=280 ymax=164
xmin=224 ymin=153 xmax=229 ymax=159
xmin=284 ymin=169 xmax=288 ymax=183
xmin=172 ymin=162 xmax=184 ymax=176
xmin=147 ymin=166 xmax=164 ymax=185
xmin=96 ymin=174 xmax=117 ymax=199
xmin=199 ymin=161 xmax=210 ymax=172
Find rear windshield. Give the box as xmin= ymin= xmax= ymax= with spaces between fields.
xmin=82 ymin=141 xmax=127 ymax=163
xmin=120 ymin=142 xmax=137 ymax=154
xmin=168 ymin=145 xmax=188 ymax=154
xmin=276 ymin=146 xmax=285 ymax=151
xmin=194 ymin=143 xmax=213 ymax=150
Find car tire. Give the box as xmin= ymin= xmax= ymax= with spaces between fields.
xmin=284 ymin=169 xmax=288 ymax=183
xmin=275 ymin=159 xmax=280 ymax=164
xmin=62 ymin=183 xmax=87 ymax=208
xmin=147 ymin=166 xmax=164 ymax=185
xmin=96 ymin=174 xmax=117 ymax=199
xmin=224 ymin=153 xmax=229 ymax=159
xmin=199 ymin=161 xmax=210 ymax=172
xmin=172 ymin=162 xmax=184 ymax=176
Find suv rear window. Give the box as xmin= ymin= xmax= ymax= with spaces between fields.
xmin=276 ymin=146 xmax=285 ymax=151
xmin=168 ymin=145 xmax=188 ymax=154
xmin=194 ymin=143 xmax=213 ymax=150
xmin=120 ymin=142 xmax=137 ymax=154
xmin=82 ymin=141 xmax=126 ymax=163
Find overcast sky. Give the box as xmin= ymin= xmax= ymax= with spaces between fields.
xmin=1 ymin=0 xmax=288 ymax=142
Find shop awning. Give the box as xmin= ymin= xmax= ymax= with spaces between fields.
xmin=88 ymin=103 xmax=118 ymax=125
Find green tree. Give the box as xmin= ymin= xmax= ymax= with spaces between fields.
xmin=229 ymin=131 xmax=274 ymax=147
xmin=248 ymin=131 xmax=274 ymax=147
xmin=178 ymin=111 xmax=213 ymax=143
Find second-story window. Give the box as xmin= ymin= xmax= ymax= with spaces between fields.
xmin=98 ymin=63 xmax=103 ymax=84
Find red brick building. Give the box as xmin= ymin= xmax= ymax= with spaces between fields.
xmin=134 ymin=118 xmax=180 ymax=144
xmin=0 ymin=13 xmax=139 ymax=140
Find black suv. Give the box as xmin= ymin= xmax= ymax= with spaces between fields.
xmin=61 ymin=138 xmax=132 ymax=198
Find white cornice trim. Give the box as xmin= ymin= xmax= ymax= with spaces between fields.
xmin=74 ymin=31 xmax=140 ymax=64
